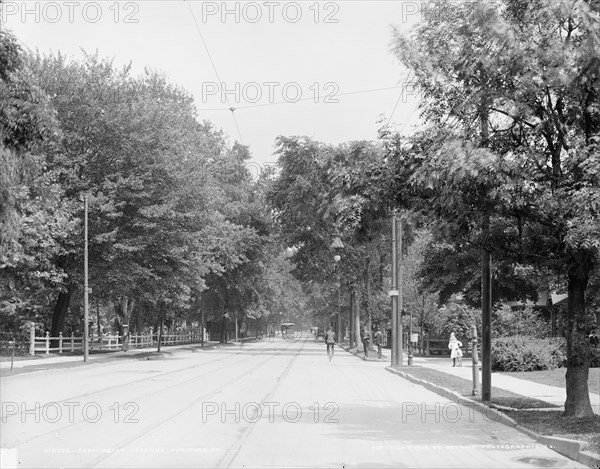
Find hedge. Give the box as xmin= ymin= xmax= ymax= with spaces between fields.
xmin=492 ymin=336 xmax=566 ymax=372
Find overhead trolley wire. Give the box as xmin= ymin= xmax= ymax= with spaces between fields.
xmin=184 ymin=0 xmax=244 ymax=145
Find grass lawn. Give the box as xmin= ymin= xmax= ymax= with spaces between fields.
xmin=402 ymin=366 xmax=559 ymax=408
xmin=399 ymin=366 xmax=600 ymax=455
xmin=509 ymin=410 xmax=600 ymax=455
xmin=497 ymin=367 xmax=599 ymax=395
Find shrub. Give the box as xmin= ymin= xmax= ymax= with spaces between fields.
xmin=492 ymin=336 xmax=566 ymax=372
xmin=547 ymin=337 xmax=567 ymax=368
xmin=435 ymin=302 xmax=481 ymax=339
xmin=492 ymin=302 xmax=551 ymax=339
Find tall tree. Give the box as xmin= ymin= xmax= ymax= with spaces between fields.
xmin=391 ymin=0 xmax=599 ymax=416
xmin=0 ymin=30 xmax=74 ymax=333
xmin=29 ymin=51 xmax=250 ymax=337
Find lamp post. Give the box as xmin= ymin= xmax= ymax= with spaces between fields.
xmin=331 ymin=236 xmax=344 ymax=343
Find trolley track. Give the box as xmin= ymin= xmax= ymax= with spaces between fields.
xmin=88 ymin=338 xmax=305 ymax=468
xmin=215 ymin=337 xmax=307 ymax=468
xmin=2 ymin=342 xmax=283 ymax=449
xmin=3 ymin=345 xmax=252 ymax=420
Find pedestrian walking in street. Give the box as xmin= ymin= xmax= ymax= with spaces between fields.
xmin=325 ymin=325 xmax=336 ymax=362
xmin=362 ymin=327 xmax=372 ymax=358
xmin=448 ymin=332 xmax=463 ymax=367
xmin=374 ymin=326 xmax=383 ymax=359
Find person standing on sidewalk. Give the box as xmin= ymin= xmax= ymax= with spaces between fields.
xmin=374 ymin=326 xmax=383 ymax=359
xmin=448 ymin=332 xmax=463 ymax=367
xmin=325 ymin=325 xmax=336 ymax=362
xmin=362 ymin=326 xmax=372 ymax=358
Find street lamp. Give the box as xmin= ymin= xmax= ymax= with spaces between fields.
xmin=331 ymin=236 xmax=344 ymax=342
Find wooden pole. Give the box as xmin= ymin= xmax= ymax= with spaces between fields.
xmin=391 ymin=215 xmax=398 ymax=367
xmin=480 ymin=71 xmax=492 ymax=401
xmin=398 ymin=216 xmax=403 ymax=367
xmin=391 ymin=215 xmax=403 ymax=367
xmin=83 ymin=195 xmax=89 ymax=363
xmin=349 ymin=290 xmax=355 ymax=348
xmin=481 ymin=214 xmax=492 ymax=401
xmin=200 ymin=291 xmax=205 ymax=347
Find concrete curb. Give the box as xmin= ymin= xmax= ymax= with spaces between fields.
xmin=385 ymin=366 xmax=600 ymax=468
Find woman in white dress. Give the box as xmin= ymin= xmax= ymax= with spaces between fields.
xmin=448 ymin=332 xmax=463 ymax=367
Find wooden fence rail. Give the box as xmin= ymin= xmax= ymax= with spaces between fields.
xmin=29 ymin=329 xmax=208 ymax=356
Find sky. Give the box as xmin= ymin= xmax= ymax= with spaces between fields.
xmin=1 ymin=0 xmax=424 ymax=170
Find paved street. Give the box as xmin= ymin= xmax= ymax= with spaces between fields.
xmin=0 ymin=338 xmax=587 ymax=468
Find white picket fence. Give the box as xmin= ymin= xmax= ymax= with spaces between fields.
xmin=29 ymin=329 xmax=208 ymax=356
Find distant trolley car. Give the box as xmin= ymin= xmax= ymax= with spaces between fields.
xmin=281 ymin=322 xmax=297 ymax=340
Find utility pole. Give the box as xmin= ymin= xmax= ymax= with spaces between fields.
xmin=96 ymin=298 xmax=101 ymax=339
xmin=349 ymin=290 xmax=355 ymax=348
xmin=83 ymin=195 xmax=89 ymax=363
xmin=398 ymin=216 xmax=403 ymax=367
xmin=391 ymin=215 xmax=403 ymax=367
xmin=481 ymin=214 xmax=492 ymax=401
xmin=480 ymin=74 xmax=492 ymax=402
xmin=200 ymin=291 xmax=205 ymax=347
xmin=338 ymin=279 xmax=342 ymax=343
xmin=408 ymin=308 xmax=413 ymax=366
xmin=391 ymin=215 xmax=398 ymax=367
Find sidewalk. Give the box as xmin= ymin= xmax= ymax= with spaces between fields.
xmin=339 ymin=344 xmax=599 ymax=415
xmin=342 ymin=344 xmax=389 ymax=362
xmin=409 ymin=355 xmax=600 ymax=415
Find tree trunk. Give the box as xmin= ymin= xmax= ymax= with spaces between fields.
xmin=349 ymin=289 xmax=355 ymax=348
xmin=481 ymin=213 xmax=492 ymax=402
xmin=114 ymin=297 xmax=135 ymax=335
xmin=365 ymin=241 xmax=372 ymax=332
xmin=50 ymin=290 xmax=71 ymax=347
xmin=114 ymin=301 xmax=123 ymax=333
xmin=221 ymin=314 xmax=227 ymax=343
xmin=157 ymin=303 xmax=164 ymax=353
xmin=420 ymin=315 xmax=425 ymax=354
xmin=379 ymin=250 xmax=385 ymax=289
xmin=354 ymin=289 xmax=361 ymax=350
xmin=135 ymin=306 xmax=145 ymax=333
xmin=96 ymin=298 xmax=101 ymax=338
xmin=200 ymin=292 xmax=205 ymax=347
xmin=564 ymin=258 xmax=593 ymax=417
xmin=220 ymin=299 xmax=227 ymax=344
